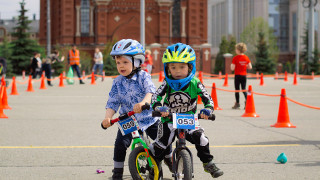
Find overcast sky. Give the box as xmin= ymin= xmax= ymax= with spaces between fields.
xmin=0 ymin=0 xmax=40 ymax=20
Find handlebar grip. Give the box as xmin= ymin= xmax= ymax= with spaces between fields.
xmin=141 ymin=103 xmax=150 ymax=111
xmin=197 ymin=114 xmax=215 ymax=121
xmin=152 ymin=111 xmax=162 ymax=117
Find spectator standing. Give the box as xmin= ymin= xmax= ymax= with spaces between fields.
xmin=0 ymin=57 xmax=7 ymax=78
xmin=92 ymin=48 xmax=104 ymax=80
xmin=42 ymin=50 xmax=65 ymax=86
xmin=68 ymin=44 xmax=85 ymax=84
xmin=145 ymin=49 xmax=153 ymax=74
xmin=31 ymin=52 xmax=41 ymax=79
xmin=230 ymin=43 xmax=252 ymax=109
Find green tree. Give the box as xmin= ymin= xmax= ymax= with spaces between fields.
xmin=103 ymin=39 xmax=119 ymax=76
xmin=240 ymin=17 xmax=279 ymax=64
xmin=254 ymin=32 xmax=276 ymax=74
xmin=228 ymin=36 xmax=236 ymax=56
xmin=0 ymin=37 xmax=13 ymax=75
xmin=9 ymin=0 xmax=44 ymax=75
xmin=214 ymin=36 xmax=229 ymax=74
xmin=301 ymin=23 xmax=320 ymax=74
xmin=310 ymin=47 xmax=320 ymax=74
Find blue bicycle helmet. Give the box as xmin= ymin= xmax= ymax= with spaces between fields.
xmin=162 ymin=43 xmax=196 ymax=91
xmin=110 ymin=39 xmax=145 ymax=67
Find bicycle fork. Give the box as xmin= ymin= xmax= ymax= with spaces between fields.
xmin=172 ymin=129 xmax=194 ymax=179
xmin=131 ymin=131 xmax=155 ymax=169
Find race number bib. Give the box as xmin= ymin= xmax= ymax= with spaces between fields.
xmin=173 ymin=113 xmax=197 ymax=130
xmin=117 ymin=116 xmax=139 ymax=135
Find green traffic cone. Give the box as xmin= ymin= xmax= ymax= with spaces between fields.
xmin=277 ymin=153 xmax=287 ymax=164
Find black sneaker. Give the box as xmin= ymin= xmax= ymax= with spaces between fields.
xmin=203 ymin=161 xmax=223 ymax=178
xmin=112 ymin=168 xmax=123 ymax=180
xmin=80 ymin=80 xmax=85 ymax=84
xmin=164 ymin=156 xmax=173 ymax=173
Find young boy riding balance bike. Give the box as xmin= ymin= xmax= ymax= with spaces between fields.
xmin=150 ymin=43 xmax=224 ymax=178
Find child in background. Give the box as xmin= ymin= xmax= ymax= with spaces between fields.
xmin=230 ymin=43 xmax=252 ymax=109
xmin=100 ymin=39 xmax=166 ymax=180
xmin=150 ymin=43 xmax=224 ymax=178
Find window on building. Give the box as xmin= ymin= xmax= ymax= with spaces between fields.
xmin=0 ymin=29 xmax=4 ymax=37
xmin=269 ymin=0 xmax=289 ymax=52
xmin=172 ymin=0 xmax=181 ymax=37
xmin=81 ymin=0 xmax=90 ymax=36
xmin=292 ymin=12 xmax=297 ymax=51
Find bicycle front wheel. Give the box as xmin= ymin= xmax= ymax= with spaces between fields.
xmin=175 ymin=149 xmax=192 ymax=180
xmin=128 ymin=146 xmax=162 ymax=180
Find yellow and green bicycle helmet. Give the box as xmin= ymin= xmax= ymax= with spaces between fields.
xmin=162 ymin=43 xmax=196 ymax=91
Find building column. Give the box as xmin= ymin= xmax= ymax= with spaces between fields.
xmin=75 ymin=6 xmax=81 ymax=37
xmin=90 ymin=6 xmax=94 ymax=36
xmin=158 ymin=1 xmax=172 ymax=44
xmin=181 ymin=6 xmax=187 ymax=43
xmin=201 ymin=43 xmax=212 ymax=73
xmin=150 ymin=43 xmax=162 ymax=73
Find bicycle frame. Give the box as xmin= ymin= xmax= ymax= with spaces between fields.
xmin=130 ymin=130 xmax=155 ymax=169
xmin=171 ymin=128 xmax=194 ymax=178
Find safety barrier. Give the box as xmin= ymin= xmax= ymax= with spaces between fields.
xmin=1 ymin=70 xmax=319 ymax=120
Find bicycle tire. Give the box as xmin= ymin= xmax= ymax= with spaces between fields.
xmin=175 ymin=149 xmax=192 ymax=180
xmin=128 ymin=146 xmax=162 ymax=180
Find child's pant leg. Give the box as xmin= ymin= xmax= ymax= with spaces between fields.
xmin=145 ymin=120 xmax=160 ymax=140
xmin=113 ymin=129 xmax=132 ymax=163
xmin=150 ymin=122 xmax=175 ymax=161
xmin=186 ymin=129 xmax=213 ymax=163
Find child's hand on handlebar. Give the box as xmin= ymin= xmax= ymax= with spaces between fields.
xmin=102 ymin=118 xmax=112 ymax=128
xmin=133 ymin=102 xmax=146 ymax=113
xmin=200 ymin=108 xmax=213 ymax=120
xmin=155 ymin=106 xmax=170 ymax=117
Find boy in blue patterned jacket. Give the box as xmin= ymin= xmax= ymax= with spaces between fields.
xmin=101 ymin=39 xmax=171 ymax=180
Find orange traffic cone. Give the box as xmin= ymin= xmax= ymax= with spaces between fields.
xmin=197 ymin=95 xmax=202 ymax=104
xmin=256 ymin=72 xmax=259 ymax=80
xmin=10 ymin=76 xmax=19 ymax=95
xmin=0 ymin=107 xmax=8 ymax=118
xmin=26 ymin=75 xmax=34 ymax=92
xmin=211 ymin=83 xmax=222 ymax=110
xmin=223 ymin=73 xmax=228 ymax=87
xmin=274 ymin=72 xmax=278 ymax=80
xmin=0 ymin=85 xmax=8 ymax=118
xmin=59 ymin=73 xmax=65 ymax=87
xmin=22 ymin=70 xmax=26 ymax=80
xmin=311 ymin=71 xmax=314 ymax=80
xmin=271 ymin=89 xmax=296 ymax=128
xmin=91 ymin=72 xmax=96 ymax=85
xmin=199 ymin=71 xmax=203 ymax=83
xmin=259 ymin=73 xmax=264 ymax=86
xmin=82 ymin=70 xmax=86 ymax=79
xmin=284 ymin=71 xmax=288 ymax=81
xmin=39 ymin=74 xmax=47 ymax=89
xmin=1 ymin=77 xmax=5 ymax=85
xmin=159 ymin=71 xmax=163 ymax=82
xmin=218 ymin=71 xmax=222 ymax=79
xmin=242 ymin=85 xmax=259 ymax=117
xmin=1 ymin=85 xmax=11 ymax=110
xmin=293 ymin=72 xmax=298 ymax=85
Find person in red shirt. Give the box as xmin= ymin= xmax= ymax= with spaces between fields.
xmin=145 ymin=49 xmax=153 ymax=74
xmin=230 ymin=43 xmax=252 ymax=109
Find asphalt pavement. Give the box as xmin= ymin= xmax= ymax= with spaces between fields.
xmin=0 ymin=75 xmax=319 ymax=180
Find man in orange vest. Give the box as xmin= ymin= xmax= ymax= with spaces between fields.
xmin=68 ymin=44 xmax=85 ymax=84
